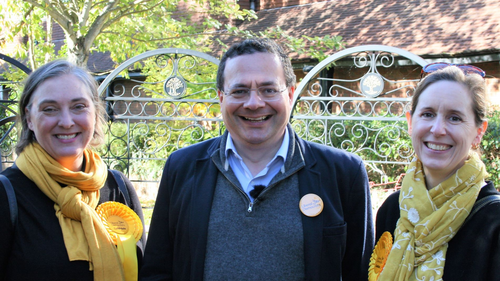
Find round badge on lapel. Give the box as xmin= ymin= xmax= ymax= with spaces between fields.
xmin=299 ymin=193 xmax=324 ymax=217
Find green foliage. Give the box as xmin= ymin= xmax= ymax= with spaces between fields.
xmin=0 ymin=0 xmax=345 ymax=71
xmin=0 ymin=66 xmax=29 ymax=101
xmin=482 ymin=109 xmax=500 ymax=187
xmin=0 ymin=0 xmax=256 ymax=68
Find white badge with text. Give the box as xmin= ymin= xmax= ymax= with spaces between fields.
xmin=299 ymin=193 xmax=324 ymax=217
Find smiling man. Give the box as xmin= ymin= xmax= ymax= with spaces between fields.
xmin=140 ymin=38 xmax=374 ymax=281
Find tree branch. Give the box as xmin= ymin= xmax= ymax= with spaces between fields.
xmin=24 ymin=0 xmax=73 ymax=32
xmin=80 ymin=0 xmax=92 ymax=29
xmin=83 ymin=0 xmax=122 ymax=51
xmin=100 ymin=1 xmax=166 ymax=31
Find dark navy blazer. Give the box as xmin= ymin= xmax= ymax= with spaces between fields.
xmin=140 ymin=130 xmax=374 ymax=281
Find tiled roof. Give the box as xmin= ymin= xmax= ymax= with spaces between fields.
xmin=233 ymin=0 xmax=500 ymax=60
xmin=4 ymin=0 xmax=498 ymax=73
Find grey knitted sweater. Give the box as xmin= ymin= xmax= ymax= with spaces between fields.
xmin=203 ymin=131 xmax=306 ymax=280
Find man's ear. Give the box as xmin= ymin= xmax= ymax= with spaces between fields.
xmin=405 ymin=111 xmax=412 ymax=135
xmin=288 ymin=86 xmax=295 ymax=106
xmin=217 ymin=89 xmax=224 ymax=104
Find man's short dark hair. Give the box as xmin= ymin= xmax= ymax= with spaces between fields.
xmin=216 ymin=38 xmax=296 ymax=91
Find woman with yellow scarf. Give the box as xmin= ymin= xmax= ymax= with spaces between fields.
xmin=0 ymin=60 xmax=145 ymax=281
xmin=372 ymin=64 xmax=500 ymax=281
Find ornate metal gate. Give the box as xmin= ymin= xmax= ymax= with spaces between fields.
xmin=97 ymin=49 xmax=222 ymax=196
xmin=97 ymin=45 xmax=428 ymax=193
xmin=291 ymin=45 xmax=427 ymax=182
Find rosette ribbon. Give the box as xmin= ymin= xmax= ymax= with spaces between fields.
xmin=368 ymin=231 xmax=393 ymax=281
xmin=96 ymin=202 xmax=143 ymax=281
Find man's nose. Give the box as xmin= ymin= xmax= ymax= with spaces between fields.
xmin=243 ymin=90 xmax=266 ymax=109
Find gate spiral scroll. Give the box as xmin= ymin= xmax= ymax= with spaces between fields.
xmin=292 ymin=45 xmax=427 ymax=181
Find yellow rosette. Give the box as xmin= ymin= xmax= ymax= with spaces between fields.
xmin=368 ymin=231 xmax=393 ymax=281
xmin=96 ymin=202 xmax=143 ymax=281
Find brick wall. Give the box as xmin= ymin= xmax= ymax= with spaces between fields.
xmin=260 ymin=0 xmax=322 ymax=10
xmin=238 ymin=0 xmax=322 ymax=11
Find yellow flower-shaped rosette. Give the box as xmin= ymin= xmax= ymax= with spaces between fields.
xmin=368 ymin=231 xmax=393 ymax=281
xmin=96 ymin=202 xmax=143 ymax=281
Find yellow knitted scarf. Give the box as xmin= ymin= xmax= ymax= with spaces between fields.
xmin=378 ymin=152 xmax=487 ymax=281
xmin=16 ymin=143 xmax=125 ymax=281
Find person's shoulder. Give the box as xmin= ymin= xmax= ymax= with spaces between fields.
xmin=376 ymin=190 xmax=400 ymax=221
xmin=473 ymin=182 xmax=500 ymax=216
xmin=0 ymin=166 xmax=28 ymax=185
xmin=459 ymin=182 xmax=500 ymax=235
xmin=0 ymin=167 xmax=18 ymax=206
xmin=106 ymin=169 xmax=131 ymax=187
xmin=375 ymin=190 xmax=401 ymax=239
xmin=478 ymin=181 xmax=500 ymax=198
xmin=381 ymin=190 xmax=400 ymax=208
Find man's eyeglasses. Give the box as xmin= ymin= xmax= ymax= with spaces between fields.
xmin=421 ymin=62 xmax=486 ymax=79
xmin=223 ymin=86 xmax=287 ymax=102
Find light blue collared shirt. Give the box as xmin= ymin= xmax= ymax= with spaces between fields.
xmin=224 ymin=127 xmax=289 ymax=202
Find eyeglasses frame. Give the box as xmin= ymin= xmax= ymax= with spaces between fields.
xmin=221 ymin=86 xmax=288 ymax=102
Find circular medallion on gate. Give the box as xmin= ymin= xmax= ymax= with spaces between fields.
xmin=360 ymin=73 xmax=384 ymax=98
xmin=164 ymin=76 xmax=187 ymax=98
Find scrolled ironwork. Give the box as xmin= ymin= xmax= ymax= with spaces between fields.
xmin=97 ymin=49 xmax=223 ymax=181
xmin=155 ymin=54 xmax=175 ymax=70
xmin=292 ymin=46 xmax=426 ymax=182
xmin=112 ymin=83 xmax=127 ymax=97
xmin=377 ymin=52 xmax=395 ymax=68
xmin=354 ymin=55 xmax=370 ymax=68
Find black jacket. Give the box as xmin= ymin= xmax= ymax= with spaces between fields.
xmin=0 ymin=166 xmax=146 ymax=281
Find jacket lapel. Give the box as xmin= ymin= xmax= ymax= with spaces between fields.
xmin=297 ymin=138 xmax=324 ymax=279
xmin=189 ymin=140 xmax=220 ymax=279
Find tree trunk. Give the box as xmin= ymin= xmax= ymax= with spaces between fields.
xmin=66 ymin=37 xmax=89 ymax=68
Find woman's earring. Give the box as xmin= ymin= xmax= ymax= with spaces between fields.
xmin=472 ymin=143 xmax=480 ymax=150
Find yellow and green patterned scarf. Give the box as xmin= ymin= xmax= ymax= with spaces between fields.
xmin=378 ymin=152 xmax=487 ymax=281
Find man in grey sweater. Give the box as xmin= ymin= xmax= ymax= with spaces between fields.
xmin=140 ymin=38 xmax=374 ymax=281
